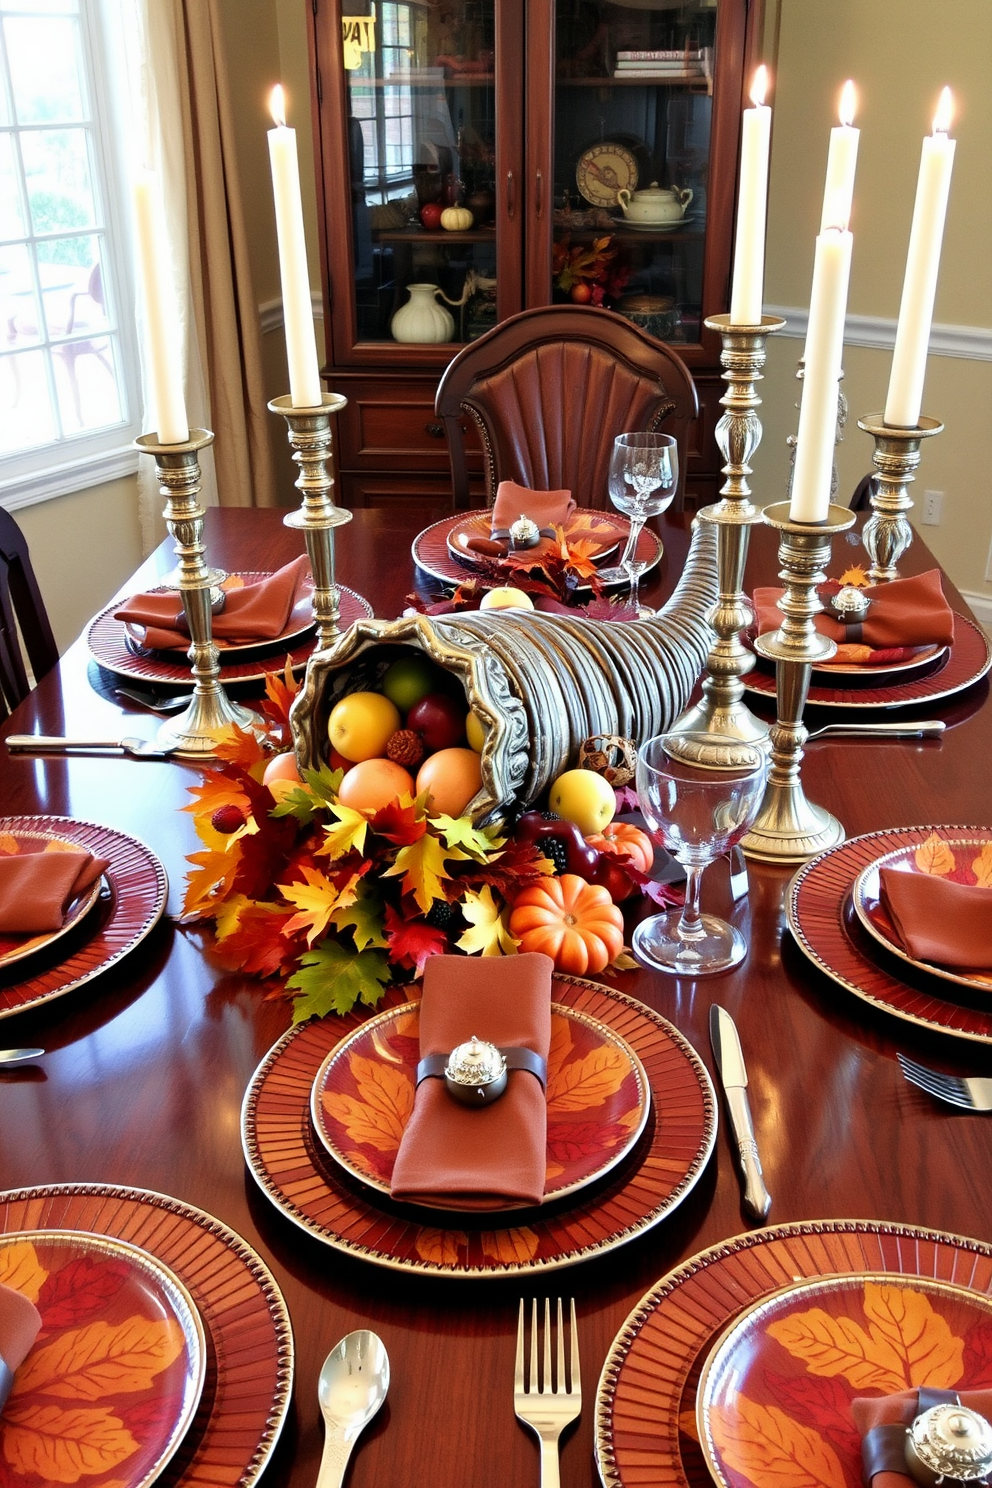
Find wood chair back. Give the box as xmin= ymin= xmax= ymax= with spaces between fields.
xmin=0 ymin=508 xmax=59 ymax=718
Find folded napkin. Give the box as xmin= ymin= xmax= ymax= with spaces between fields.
xmin=390 ymin=952 xmax=553 ymax=1209
xmin=0 ymin=849 xmax=109 ymax=935
xmin=879 ymin=867 xmax=992 ymax=970
xmin=113 ymin=555 xmax=310 ymax=650
xmin=753 ymin=570 xmax=955 ymax=664
xmin=853 ymin=1387 xmax=992 ymax=1488
xmin=491 ymin=481 xmax=576 ymax=533
xmin=0 ymin=1281 xmax=41 ymax=1413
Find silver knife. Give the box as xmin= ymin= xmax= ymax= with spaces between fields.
xmin=709 ymin=1004 xmax=771 ymax=1223
xmin=0 ymin=1049 xmax=45 ymax=1068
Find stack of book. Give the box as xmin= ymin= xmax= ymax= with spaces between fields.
xmin=613 ymin=47 xmax=712 ymax=83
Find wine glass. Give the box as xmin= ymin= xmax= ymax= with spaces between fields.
xmin=598 ymin=432 xmax=679 ymax=617
xmin=633 ymin=732 xmax=768 ymax=976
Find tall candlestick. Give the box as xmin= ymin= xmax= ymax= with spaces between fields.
xmin=730 ymin=65 xmax=772 ymax=327
xmin=267 ymin=85 xmax=323 ymax=409
xmin=132 ymin=172 xmax=189 ymax=445
xmin=884 ymin=87 xmax=956 ymax=428
xmin=789 ymin=226 xmax=853 ymax=524
xmin=820 ymin=80 xmax=859 ymax=232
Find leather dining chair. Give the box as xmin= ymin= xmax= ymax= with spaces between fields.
xmin=0 ymin=507 xmax=59 ymax=719
xmin=435 ymin=305 xmax=699 ymax=511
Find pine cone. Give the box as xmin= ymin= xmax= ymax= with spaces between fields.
xmin=386 ymin=729 xmax=425 ymax=767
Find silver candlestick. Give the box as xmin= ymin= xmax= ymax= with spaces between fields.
xmin=858 ymin=412 xmax=943 ymax=581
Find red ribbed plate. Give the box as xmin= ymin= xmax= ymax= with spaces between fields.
xmin=412 ymin=511 xmax=662 ymax=592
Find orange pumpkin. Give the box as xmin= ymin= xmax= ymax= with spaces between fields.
xmin=586 ymin=821 xmax=654 ymax=874
xmin=509 ymin=874 xmax=624 ymax=976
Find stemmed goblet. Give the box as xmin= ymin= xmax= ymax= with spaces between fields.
xmin=598 ymin=432 xmax=679 ymax=617
xmin=633 ymin=732 xmax=768 ymax=976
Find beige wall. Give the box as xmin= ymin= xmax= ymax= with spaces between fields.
xmin=760 ymin=0 xmax=992 ymax=601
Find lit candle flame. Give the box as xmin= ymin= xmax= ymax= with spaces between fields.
xmin=270 ymin=84 xmax=287 ymax=129
xmin=932 ymin=86 xmax=953 ymax=135
xmin=839 ymin=79 xmax=857 ymax=127
xmin=750 ymin=64 xmax=769 ymax=108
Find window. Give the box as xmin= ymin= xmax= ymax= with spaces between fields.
xmin=0 ymin=0 xmax=139 ymax=508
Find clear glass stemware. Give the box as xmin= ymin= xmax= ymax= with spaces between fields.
xmin=598 ymin=432 xmax=678 ymax=617
xmin=633 ymin=732 xmax=768 ymax=975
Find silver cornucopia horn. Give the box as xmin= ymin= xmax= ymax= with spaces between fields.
xmin=291 ymin=520 xmax=718 ymax=825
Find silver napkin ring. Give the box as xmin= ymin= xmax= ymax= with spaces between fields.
xmin=906 ymin=1403 xmax=992 ymax=1487
xmin=416 ymin=1037 xmax=547 ymax=1106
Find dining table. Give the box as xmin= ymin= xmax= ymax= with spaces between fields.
xmin=1 ymin=500 xmax=990 ymax=1488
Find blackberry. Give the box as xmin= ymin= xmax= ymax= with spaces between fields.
xmin=541 ymin=837 xmax=570 ymax=875
xmin=425 ymin=899 xmax=460 ymax=930
xmin=541 ymin=810 xmax=562 ymax=821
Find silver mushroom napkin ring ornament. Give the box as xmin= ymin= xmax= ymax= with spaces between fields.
xmin=416 ymin=1037 xmax=547 ymax=1106
xmin=906 ymin=1402 xmax=992 ymax=1488
xmin=829 ymin=584 xmax=872 ymax=621
xmin=490 ymin=515 xmax=555 ymax=552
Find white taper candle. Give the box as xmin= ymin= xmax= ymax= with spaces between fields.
xmin=267 ymin=85 xmax=323 ymax=409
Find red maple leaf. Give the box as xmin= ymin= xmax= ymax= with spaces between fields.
xmin=213 ymin=723 xmax=270 ymax=773
xmin=258 ymin=657 xmax=302 ymax=743
xmin=211 ymin=902 xmax=301 ymax=977
xmin=760 ymin=1370 xmax=857 ymax=1460
xmin=963 ymin=1324 xmax=992 ymax=1386
xmin=371 ymin=797 xmax=427 ymax=846
xmin=383 ymin=903 xmax=448 ymax=975
xmin=546 ymin=1121 xmax=628 ymax=1164
xmin=463 ymin=837 xmax=554 ymax=902
xmin=37 ymin=1257 xmax=129 ymax=1330
xmin=231 ymin=815 xmax=300 ymax=900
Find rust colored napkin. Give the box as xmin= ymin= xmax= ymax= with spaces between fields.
xmin=753 ymin=570 xmax=955 ymax=662
xmin=491 ymin=481 xmax=576 ymax=532
xmin=114 ymin=555 xmax=310 ymax=650
xmin=879 ymin=867 xmax=992 ymax=970
xmin=853 ymin=1388 xmax=992 ymax=1488
xmin=390 ymin=952 xmax=553 ymax=1209
xmin=0 ymin=1281 xmax=41 ymax=1413
xmin=0 ymin=850 xmax=108 ymax=935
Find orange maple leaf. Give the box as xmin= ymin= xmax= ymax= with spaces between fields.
xmin=837 ymin=565 xmax=872 ymax=589
xmin=0 ymin=833 xmax=19 ymax=853
xmin=322 ymin=1053 xmax=414 ymax=1152
xmin=558 ymin=537 xmax=604 ymax=582
xmin=0 ymin=1239 xmax=48 ymax=1302
xmin=914 ymin=832 xmax=956 ymax=876
xmin=708 ymin=1397 xmax=847 ymax=1488
xmin=182 ymin=845 xmax=242 ymax=917
xmin=547 ymin=1014 xmax=573 ymax=1081
xmin=972 ymin=842 xmax=992 ymax=888
xmin=262 ymin=656 xmax=302 ymax=735
xmin=212 ymin=724 xmax=270 ymax=776
xmin=415 ymin=1228 xmax=467 ymax=1266
xmin=481 ymin=1228 xmax=540 ymax=1265
xmin=2 ymin=1401 xmax=139 ymax=1483
xmin=546 ymin=1042 xmax=629 ymax=1113
xmin=12 ymin=1315 xmax=185 ymax=1401
xmin=182 ymin=771 xmax=251 ymax=826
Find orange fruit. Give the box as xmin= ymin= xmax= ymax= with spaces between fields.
xmin=416 ymin=747 xmax=483 ymax=818
xmin=337 ymin=757 xmax=414 ymax=812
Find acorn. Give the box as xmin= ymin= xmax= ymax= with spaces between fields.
xmin=386 ymin=728 xmax=425 ymax=768
xmin=211 ymin=804 xmax=246 ymax=834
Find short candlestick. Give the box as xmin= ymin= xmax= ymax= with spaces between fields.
xmin=858 ymin=412 xmax=943 ymax=581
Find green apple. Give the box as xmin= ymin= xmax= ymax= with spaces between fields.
xmin=328 ymin=691 xmax=401 ymax=762
xmin=382 ymin=654 xmax=439 ymax=712
xmin=549 ymin=768 xmax=616 ymax=835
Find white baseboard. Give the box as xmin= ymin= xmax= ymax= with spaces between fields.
xmin=961 ymin=589 xmax=992 ymax=634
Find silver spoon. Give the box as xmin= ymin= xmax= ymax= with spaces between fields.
xmin=317 ymin=1330 xmax=389 ymax=1488
xmin=806 ymin=720 xmax=945 ymax=741
xmin=6 ymin=735 xmax=178 ymax=759
xmin=0 ymin=1049 xmax=44 ymax=1068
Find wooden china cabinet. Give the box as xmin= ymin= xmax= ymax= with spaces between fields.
xmin=306 ymin=0 xmax=763 ymax=513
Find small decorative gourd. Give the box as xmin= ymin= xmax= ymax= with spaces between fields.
xmin=440 ymin=205 xmax=473 ymax=232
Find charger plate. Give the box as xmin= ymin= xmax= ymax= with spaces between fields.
xmin=310 ymin=999 xmax=651 ymax=1209
xmin=0 ymin=817 xmax=167 ymax=1022
xmin=696 ymin=1271 xmax=992 ymax=1488
xmin=87 ymin=582 xmax=372 ymax=686
xmin=0 ymin=1229 xmax=207 ymax=1488
xmin=0 ymin=1185 xmax=292 ymax=1488
xmin=786 ymin=826 xmax=992 ymax=1045
xmin=745 ymin=612 xmax=990 ymax=709
xmin=242 ymin=975 xmax=716 ymax=1278
xmin=446 ymin=509 xmax=623 ymax=571
xmin=0 ymin=828 xmax=104 ymax=970
xmin=412 ymin=511 xmax=662 ymax=592
xmin=595 ymin=1220 xmax=992 ymax=1488
xmin=853 ymin=835 xmax=992 ymax=995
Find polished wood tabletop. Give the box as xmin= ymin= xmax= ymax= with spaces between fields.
xmin=1 ymin=505 xmax=990 ymax=1488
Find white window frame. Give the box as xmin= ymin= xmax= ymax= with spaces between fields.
xmin=0 ymin=0 xmax=141 ymax=513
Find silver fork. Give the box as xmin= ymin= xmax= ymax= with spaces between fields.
xmin=898 ymin=1053 xmax=992 ymax=1111
xmin=514 ymin=1299 xmax=581 ymax=1487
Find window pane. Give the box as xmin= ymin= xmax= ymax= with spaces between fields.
xmin=0 ymin=241 xmax=41 ymax=347
xmin=0 ymin=133 xmax=26 ymax=237
xmin=53 ymin=332 xmax=121 ymax=432
xmin=41 ymin=236 xmax=106 ymax=338
xmin=21 ymin=127 xmax=96 ymax=235
xmin=5 ymin=16 xmax=86 ymax=123
xmin=0 ymin=347 xmax=56 ymax=451
xmin=0 ymin=1 xmax=79 ymax=13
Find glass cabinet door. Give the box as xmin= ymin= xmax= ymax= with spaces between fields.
xmin=342 ymin=0 xmax=503 ymax=347
xmin=548 ymin=0 xmax=722 ymax=349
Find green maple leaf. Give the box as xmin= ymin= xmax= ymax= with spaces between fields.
xmin=329 ymin=885 xmax=388 ymax=951
xmin=286 ymin=939 xmax=392 ymax=1021
xmin=270 ymin=764 xmax=344 ymax=825
xmin=429 ymin=813 xmax=500 ymax=861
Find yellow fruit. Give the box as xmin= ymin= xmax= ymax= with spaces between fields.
xmin=549 ymin=768 xmax=616 ymax=835
xmin=328 ymin=691 xmax=401 ymax=762
xmin=479 ymin=586 xmax=535 ymax=611
xmin=416 ymin=747 xmax=483 ymax=818
xmin=262 ymin=751 xmax=302 ymax=802
xmin=466 ymin=711 xmax=486 ymax=753
xmin=337 ymin=758 xmax=415 ymax=812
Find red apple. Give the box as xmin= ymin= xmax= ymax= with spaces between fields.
xmin=407 ymin=692 xmax=467 ymax=752
xmin=570 ymin=282 xmax=593 ymax=304
xmin=419 ymin=202 xmax=444 ymax=230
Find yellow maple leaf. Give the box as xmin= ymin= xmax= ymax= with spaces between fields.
xmin=181 ymin=845 xmax=241 ymax=917
xmin=381 ymin=833 xmax=453 ymax=914
xmin=318 ymin=804 xmax=370 ymax=860
xmin=972 ymin=842 xmax=992 ymax=888
xmin=213 ymin=891 xmax=251 ymax=942
xmin=862 ymin=1281 xmax=964 ymax=1389
xmin=547 ymin=1014 xmax=573 ymax=1080
xmin=416 ymin=1228 xmax=466 ymax=1265
xmin=914 ymin=832 xmax=956 ymax=876
xmin=481 ymin=1227 xmax=539 ymax=1265
xmin=322 ymin=1053 xmax=414 ymax=1152
xmin=0 ymin=1239 xmax=48 ymax=1302
xmin=12 ymin=1315 xmax=184 ymax=1401
xmin=42 ymin=838 xmax=77 ymax=854
xmin=2 ymin=1401 xmax=139 ymax=1484
xmin=708 ymin=1397 xmax=847 ymax=1488
xmin=181 ymin=771 xmax=251 ymax=828
xmin=456 ymin=884 xmax=519 ymax=956
xmin=837 ymin=564 xmax=871 ymax=589
xmin=0 ymin=832 xmax=19 ymax=853
xmin=278 ymin=866 xmax=344 ymax=947
xmin=546 ymin=1043 xmax=629 ymax=1113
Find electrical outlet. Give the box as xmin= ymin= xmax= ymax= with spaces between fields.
xmin=921 ymin=489 xmax=943 ymax=526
